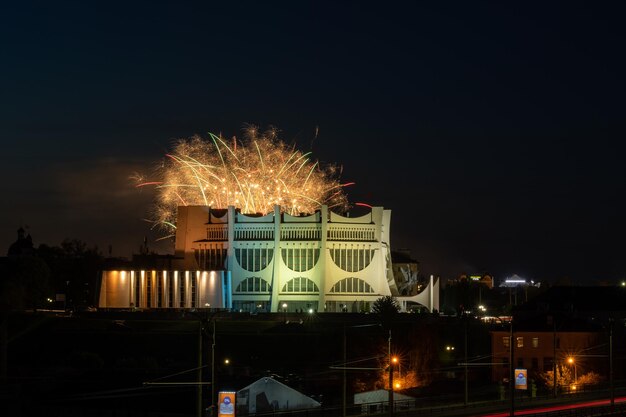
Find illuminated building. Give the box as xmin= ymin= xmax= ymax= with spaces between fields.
xmin=99 ymin=205 xmax=439 ymax=312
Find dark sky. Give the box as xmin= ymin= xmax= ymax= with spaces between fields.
xmin=2 ymin=1 xmax=625 ymax=284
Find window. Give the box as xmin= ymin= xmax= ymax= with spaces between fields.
xmin=531 ymin=358 xmax=539 ymax=370
xmin=330 ymin=247 xmax=376 ymax=272
xmin=517 ymin=358 xmax=524 ymax=368
xmin=330 ymin=277 xmax=374 ymax=294
xmin=543 ymin=357 xmax=553 ymax=372
xmin=194 ymin=246 xmax=227 ymax=270
xmin=516 ymin=337 xmax=524 ymax=348
xmin=281 ymin=248 xmax=320 ymax=272
xmin=281 ymin=277 xmax=319 ymax=293
xmin=532 ymin=337 xmax=539 ymax=348
xmin=236 ymin=248 xmax=274 ymax=272
xmin=502 ymin=337 xmax=510 ymax=348
xmin=235 ymin=277 xmax=271 ymax=293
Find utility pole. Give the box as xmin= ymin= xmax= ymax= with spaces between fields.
xmin=211 ymin=320 xmax=217 ymax=417
xmin=464 ymin=317 xmax=468 ymax=405
xmin=197 ymin=322 xmax=203 ymax=417
xmin=610 ymin=318 xmax=614 ymax=411
xmin=509 ymin=319 xmax=514 ymax=417
xmin=552 ymin=318 xmax=557 ymax=398
xmin=343 ymin=324 xmax=346 ymax=417
xmin=388 ymin=330 xmax=393 ymax=417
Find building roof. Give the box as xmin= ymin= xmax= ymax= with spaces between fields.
xmin=237 ymin=377 xmax=321 ymax=410
xmin=353 ymin=389 xmax=415 ymax=404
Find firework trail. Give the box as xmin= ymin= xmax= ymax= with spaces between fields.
xmin=137 ymin=126 xmax=351 ymax=231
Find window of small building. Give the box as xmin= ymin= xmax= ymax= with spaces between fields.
xmin=532 ymin=337 xmax=539 ymax=348
xmin=543 ymin=357 xmax=554 ymax=372
xmin=516 ymin=337 xmax=524 ymax=348
xmin=502 ymin=337 xmax=510 ymax=348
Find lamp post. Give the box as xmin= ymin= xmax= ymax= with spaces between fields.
xmin=464 ymin=315 xmax=468 ymax=405
xmin=388 ymin=330 xmax=394 ymax=417
xmin=509 ymin=318 xmax=514 ymax=417
xmin=610 ymin=318 xmax=614 ymax=410
xmin=391 ymin=356 xmax=400 ymax=390
xmin=567 ymin=357 xmax=577 ymax=388
xmin=211 ymin=320 xmax=216 ymax=416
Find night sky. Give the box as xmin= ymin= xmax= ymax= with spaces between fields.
xmin=2 ymin=1 xmax=625 ymax=284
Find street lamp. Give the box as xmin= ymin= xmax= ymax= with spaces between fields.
xmin=391 ymin=356 xmax=401 ymax=379
xmin=567 ymin=356 xmax=577 ymax=388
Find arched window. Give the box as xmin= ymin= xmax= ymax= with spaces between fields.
xmin=235 ymin=277 xmax=271 ymax=293
xmin=235 ymin=248 xmax=274 ymax=272
xmin=330 ymin=277 xmax=374 ymax=294
xmin=281 ymin=277 xmax=319 ymax=293
xmin=330 ymin=247 xmax=376 ymax=272
xmin=281 ymin=248 xmax=320 ymax=272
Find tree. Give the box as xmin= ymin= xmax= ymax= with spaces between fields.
xmin=575 ymin=371 xmax=602 ymax=388
xmin=538 ymin=364 xmax=572 ymax=391
xmin=372 ymin=296 xmax=400 ymax=316
xmin=372 ymin=295 xmax=400 ymax=330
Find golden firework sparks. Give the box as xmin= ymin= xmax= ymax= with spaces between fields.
xmin=138 ymin=126 xmax=351 ymax=232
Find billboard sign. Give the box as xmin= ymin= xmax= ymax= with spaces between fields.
xmin=514 ymin=369 xmax=528 ymax=390
xmin=218 ymin=391 xmax=236 ymax=417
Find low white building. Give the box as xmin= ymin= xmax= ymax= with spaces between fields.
xmin=237 ymin=377 xmax=320 ymax=414
xmin=354 ymin=389 xmax=416 ymax=413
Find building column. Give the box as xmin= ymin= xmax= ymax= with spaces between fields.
xmin=270 ymin=205 xmax=281 ymax=311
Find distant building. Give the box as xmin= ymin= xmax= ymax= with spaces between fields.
xmin=353 ymin=389 xmax=415 ymax=413
xmin=490 ymin=319 xmax=603 ymax=383
xmin=447 ymin=273 xmax=494 ymax=290
xmin=237 ymin=377 xmax=320 ymax=414
xmin=491 ymin=285 xmax=626 ymax=383
xmin=7 ymin=227 xmax=34 ymax=257
xmin=99 ymin=205 xmax=440 ymax=313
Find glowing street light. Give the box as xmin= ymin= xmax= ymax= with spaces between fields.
xmin=568 ymin=356 xmax=577 ymax=386
xmin=282 ymin=303 xmax=288 ymax=323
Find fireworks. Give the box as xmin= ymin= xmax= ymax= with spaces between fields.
xmin=138 ymin=126 xmax=352 ymax=232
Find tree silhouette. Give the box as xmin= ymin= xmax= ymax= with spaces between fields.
xmin=372 ymin=296 xmax=400 ymax=329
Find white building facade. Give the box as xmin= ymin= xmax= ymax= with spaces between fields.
xmin=99 ymin=205 xmax=439 ymax=313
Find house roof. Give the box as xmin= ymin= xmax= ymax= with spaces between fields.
xmin=353 ymin=389 xmax=415 ymax=404
xmin=238 ymin=377 xmax=321 ymax=408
